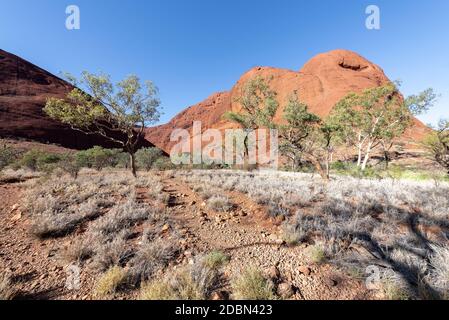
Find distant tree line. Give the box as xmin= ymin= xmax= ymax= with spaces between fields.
xmin=225 ymin=76 xmax=438 ymax=180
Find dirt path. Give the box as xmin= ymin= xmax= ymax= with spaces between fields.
xmin=158 ymin=173 xmax=373 ymax=300
xmin=0 ymin=173 xmax=373 ymax=300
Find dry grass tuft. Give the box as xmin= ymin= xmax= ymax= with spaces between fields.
xmin=94 ymin=266 xmax=127 ymax=298
xmin=231 ymin=267 xmax=277 ymax=300
xmin=203 ymin=251 xmax=230 ymax=270
xmin=207 ymin=195 xmax=233 ymax=212
xmin=140 ymin=258 xmax=219 ymax=300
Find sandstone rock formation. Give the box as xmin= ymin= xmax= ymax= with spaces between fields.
xmin=0 ymin=48 xmax=430 ymax=154
xmin=0 ymin=49 xmax=153 ymax=150
xmin=145 ymin=49 xmax=430 ymax=154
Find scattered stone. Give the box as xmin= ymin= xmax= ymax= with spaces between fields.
xmin=215 ymin=216 xmax=225 ymax=224
xmin=47 ymin=249 xmax=58 ymax=258
xmin=161 ymin=224 xmax=170 ymax=232
xmin=211 ymin=291 xmax=227 ymax=300
xmin=240 ymin=211 xmax=248 ymax=217
xmin=184 ymin=250 xmax=192 ymax=258
xmin=266 ymin=266 xmax=280 ymax=280
xmin=298 ymin=266 xmax=311 ymax=276
xmin=325 ymin=277 xmax=338 ymax=287
xmin=11 ymin=212 xmax=22 ymax=221
xmin=277 ymin=282 xmax=294 ymax=299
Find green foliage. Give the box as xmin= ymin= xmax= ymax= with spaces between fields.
xmin=140 ymin=262 xmax=218 ymax=300
xmin=330 ymin=160 xmax=347 ymax=171
xmin=330 ymin=82 xmax=409 ymax=147
xmin=58 ymin=153 xmax=82 ymax=179
xmin=405 ymin=88 xmax=438 ymax=116
xmin=224 ymin=76 xmax=279 ymax=130
xmin=75 ymin=146 xmax=125 ymax=171
xmin=44 ymin=72 xmax=162 ymax=177
xmin=424 ymin=120 xmax=449 ymax=174
xmin=152 ymin=157 xmax=174 ymax=171
xmin=306 ymin=245 xmax=327 ymax=264
xmin=20 ymin=149 xmax=61 ymax=171
xmin=94 ymin=266 xmax=127 ymax=298
xmin=203 ymin=251 xmax=230 ymax=270
xmin=329 ymin=83 xmax=437 ymax=171
xmin=279 ymin=93 xmax=339 ymax=179
xmin=135 ymin=147 xmax=164 ymax=171
xmin=231 ymin=267 xmax=277 ymax=300
xmin=0 ymin=145 xmax=17 ymax=170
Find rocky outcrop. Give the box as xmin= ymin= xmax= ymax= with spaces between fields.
xmin=145 ymin=49 xmax=430 ymax=154
xmin=0 ymin=49 xmax=153 ymax=150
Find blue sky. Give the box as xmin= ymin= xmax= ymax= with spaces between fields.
xmin=1 ymin=0 xmax=448 ymax=126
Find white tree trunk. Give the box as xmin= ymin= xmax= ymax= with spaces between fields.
xmin=357 ymin=144 xmax=363 ymax=167
xmin=361 ymin=142 xmax=373 ymax=171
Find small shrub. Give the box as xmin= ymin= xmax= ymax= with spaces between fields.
xmin=152 ymin=157 xmax=174 ymax=171
xmin=231 ymin=267 xmax=277 ymax=300
xmin=140 ymin=280 xmax=176 ymax=300
xmin=381 ymin=279 xmax=410 ymax=300
xmin=127 ymin=239 xmax=178 ymax=285
xmin=91 ymin=237 xmax=131 ymax=272
xmin=59 ymin=153 xmax=82 ymax=179
xmin=136 ymin=147 xmax=164 ymax=171
xmin=330 ymin=160 xmax=348 ymax=171
xmin=20 ymin=149 xmax=61 ymax=171
xmin=89 ymin=199 xmax=150 ymax=236
xmin=0 ymin=168 xmax=39 ymax=183
xmin=281 ymin=224 xmax=302 ymax=246
xmin=207 ymin=195 xmax=233 ymax=212
xmin=60 ymin=240 xmax=93 ymax=264
xmin=140 ymin=260 xmax=218 ymax=300
xmin=203 ymin=251 xmax=229 ymax=270
xmin=30 ymin=197 xmax=101 ymax=239
xmin=307 ymin=245 xmax=327 ymax=264
xmin=267 ymin=203 xmax=290 ymax=218
xmin=0 ymin=145 xmax=17 ymax=170
xmin=94 ymin=266 xmax=127 ymax=298
xmin=30 ymin=212 xmax=84 ymax=239
xmin=75 ymin=147 xmax=121 ymax=171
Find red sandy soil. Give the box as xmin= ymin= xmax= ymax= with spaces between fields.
xmin=0 ymin=170 xmax=372 ymax=300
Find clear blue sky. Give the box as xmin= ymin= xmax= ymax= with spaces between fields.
xmin=1 ymin=0 xmax=448 ymax=126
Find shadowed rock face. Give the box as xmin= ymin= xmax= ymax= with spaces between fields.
xmin=0 ymin=49 xmax=153 ymax=150
xmin=145 ymin=49 xmax=430 ymax=154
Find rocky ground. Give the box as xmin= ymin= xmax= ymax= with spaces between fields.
xmin=0 ymin=169 xmax=374 ymax=300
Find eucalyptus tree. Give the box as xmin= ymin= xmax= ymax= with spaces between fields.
xmin=44 ymin=72 xmax=161 ymax=177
